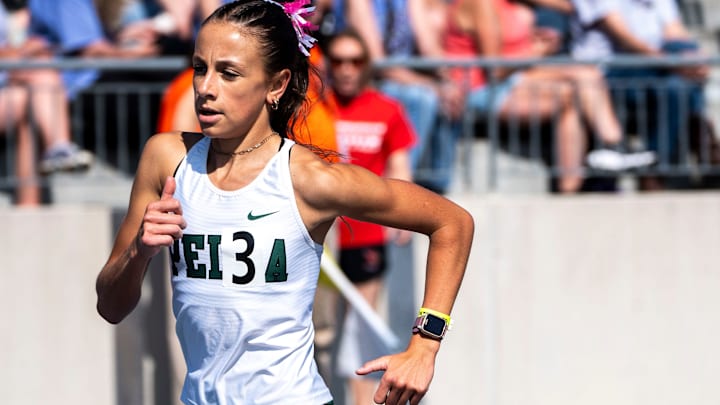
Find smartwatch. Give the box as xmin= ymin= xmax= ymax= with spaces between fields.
xmin=412 ymin=312 xmax=449 ymax=340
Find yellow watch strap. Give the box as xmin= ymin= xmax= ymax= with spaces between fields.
xmin=418 ymin=307 xmax=452 ymax=324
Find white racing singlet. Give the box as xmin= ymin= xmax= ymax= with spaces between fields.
xmin=169 ymin=136 xmax=332 ymax=405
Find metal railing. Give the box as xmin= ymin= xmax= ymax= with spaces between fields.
xmin=0 ymin=57 xmax=186 ymax=195
xmin=376 ymin=54 xmax=720 ymax=192
xmin=1 ymin=55 xmax=719 ymax=201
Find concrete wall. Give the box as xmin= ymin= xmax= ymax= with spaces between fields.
xmin=424 ymin=192 xmax=720 ymax=405
xmin=2 ymin=193 xmax=720 ymax=405
xmin=0 ymin=206 xmax=115 ymax=405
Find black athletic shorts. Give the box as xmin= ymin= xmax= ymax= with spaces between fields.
xmin=339 ymin=244 xmax=388 ymax=283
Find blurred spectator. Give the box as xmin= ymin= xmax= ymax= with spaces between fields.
xmin=531 ymin=0 xmax=574 ymax=54
xmin=103 ymin=0 xmax=229 ymax=57
xmin=568 ymin=0 xmax=720 ymax=190
xmin=156 ymin=67 xmax=198 ymax=133
xmin=0 ymin=2 xmax=92 ymax=205
xmin=290 ymin=45 xmax=340 ymax=160
xmin=324 ymin=29 xmax=415 ymax=405
xmin=143 ymin=0 xmax=221 ymax=40
xmin=27 ymin=0 xmax=222 ymax=172
xmin=332 ymin=0 xmax=463 ymax=194
xmin=444 ymin=0 xmax=655 ymax=193
xmin=27 ymin=0 xmax=160 ymax=98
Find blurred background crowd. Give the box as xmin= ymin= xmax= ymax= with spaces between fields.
xmin=0 ymin=0 xmax=719 ymax=207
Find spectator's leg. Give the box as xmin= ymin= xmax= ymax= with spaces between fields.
xmin=14 ymin=68 xmax=93 ymax=174
xmin=425 ymin=116 xmax=461 ymax=194
xmin=378 ymin=80 xmax=440 ymax=171
xmin=15 ymin=119 xmax=40 ymax=206
xmin=607 ymin=68 xmax=667 ymax=190
xmin=607 ymin=68 xmax=649 ymax=133
xmin=15 ymin=68 xmax=72 ymax=150
xmin=0 ymin=84 xmax=39 ymax=206
xmin=684 ymin=81 xmax=715 ymax=167
xmin=565 ymin=66 xmax=623 ymax=145
xmin=530 ymin=65 xmax=623 ymax=145
xmin=654 ymin=74 xmax=701 ymax=165
xmin=496 ymin=73 xmax=586 ymax=193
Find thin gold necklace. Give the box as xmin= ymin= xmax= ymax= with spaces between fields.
xmin=211 ymin=132 xmax=279 ymax=156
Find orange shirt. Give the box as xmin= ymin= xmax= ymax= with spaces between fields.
xmin=290 ymin=46 xmax=339 ymax=162
xmin=157 ymin=67 xmax=198 ymax=133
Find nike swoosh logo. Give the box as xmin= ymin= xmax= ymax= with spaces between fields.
xmin=247 ymin=210 xmax=279 ymax=221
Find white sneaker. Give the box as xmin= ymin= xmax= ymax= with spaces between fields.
xmin=586 ymin=148 xmax=656 ymax=172
xmin=40 ymin=143 xmax=94 ymax=174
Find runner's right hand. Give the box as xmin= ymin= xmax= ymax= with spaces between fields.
xmin=138 ymin=176 xmax=186 ymax=258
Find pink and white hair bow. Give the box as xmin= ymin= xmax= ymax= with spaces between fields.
xmin=263 ymin=0 xmax=318 ymax=56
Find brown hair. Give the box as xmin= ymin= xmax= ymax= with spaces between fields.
xmin=203 ymin=0 xmax=311 ymax=139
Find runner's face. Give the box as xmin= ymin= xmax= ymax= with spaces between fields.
xmin=327 ymin=37 xmax=369 ymax=99
xmin=192 ymin=22 xmax=271 ymax=138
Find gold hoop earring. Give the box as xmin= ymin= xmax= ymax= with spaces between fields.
xmin=270 ymin=98 xmax=279 ymax=111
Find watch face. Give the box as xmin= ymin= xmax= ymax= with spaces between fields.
xmin=423 ymin=314 xmax=447 ymax=337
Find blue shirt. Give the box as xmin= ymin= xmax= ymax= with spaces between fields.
xmin=332 ymin=0 xmax=415 ymax=57
xmin=570 ymin=0 xmax=680 ymax=60
xmin=29 ymin=0 xmax=105 ymax=97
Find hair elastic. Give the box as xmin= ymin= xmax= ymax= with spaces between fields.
xmin=263 ymin=0 xmax=318 ymax=56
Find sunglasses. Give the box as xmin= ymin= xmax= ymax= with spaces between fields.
xmin=328 ymin=56 xmax=368 ymax=69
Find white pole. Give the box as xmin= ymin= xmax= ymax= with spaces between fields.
xmin=320 ymin=250 xmax=401 ymax=352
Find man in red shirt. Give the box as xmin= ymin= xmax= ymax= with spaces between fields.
xmin=326 ymin=29 xmax=417 ymax=405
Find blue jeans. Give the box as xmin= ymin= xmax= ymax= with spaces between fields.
xmin=379 ymin=80 xmax=461 ymax=192
xmin=378 ymin=80 xmax=440 ymax=171
xmin=416 ymin=116 xmax=461 ymax=193
xmin=465 ymin=73 xmax=521 ymax=115
xmin=606 ymin=68 xmax=704 ymax=164
xmin=607 ymin=40 xmax=705 ymax=164
xmin=415 ymin=74 xmax=519 ymax=194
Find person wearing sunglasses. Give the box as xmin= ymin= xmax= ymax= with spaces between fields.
xmin=325 ymin=28 xmax=419 ymax=405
